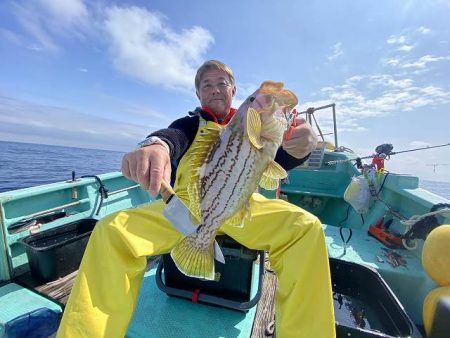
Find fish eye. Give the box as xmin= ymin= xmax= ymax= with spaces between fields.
xmin=249 ymin=97 xmax=255 ymax=102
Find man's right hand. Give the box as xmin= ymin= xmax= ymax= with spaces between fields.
xmin=121 ymin=145 xmax=171 ymax=196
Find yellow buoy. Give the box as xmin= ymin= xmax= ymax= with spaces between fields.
xmin=423 ymin=286 xmax=450 ymax=335
xmin=422 ymin=224 xmax=450 ymax=286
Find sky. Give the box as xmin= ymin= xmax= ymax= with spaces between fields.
xmin=0 ymin=0 xmax=449 ymax=182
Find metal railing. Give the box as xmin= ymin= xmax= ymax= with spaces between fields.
xmin=297 ymin=103 xmax=338 ymax=148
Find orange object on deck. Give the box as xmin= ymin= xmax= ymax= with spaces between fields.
xmin=368 ymin=217 xmax=403 ymax=248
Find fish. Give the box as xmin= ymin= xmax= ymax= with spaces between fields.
xmin=171 ymin=81 xmax=298 ymax=280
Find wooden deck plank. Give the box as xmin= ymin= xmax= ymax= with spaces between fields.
xmin=251 ymin=262 xmax=277 ymax=337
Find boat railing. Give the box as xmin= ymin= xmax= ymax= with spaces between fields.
xmin=297 ymin=103 xmax=338 ymax=149
xmin=3 ymin=178 xmax=141 ymax=236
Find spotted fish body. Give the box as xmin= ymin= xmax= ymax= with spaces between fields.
xmin=171 ymin=81 xmax=298 ymax=280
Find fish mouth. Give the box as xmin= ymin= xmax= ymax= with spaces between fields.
xmin=272 ymin=107 xmax=290 ymax=129
xmin=255 ymin=82 xmax=298 ymax=113
xmin=253 ymin=82 xmax=298 ymax=131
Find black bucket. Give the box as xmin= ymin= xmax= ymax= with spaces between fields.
xmin=20 ymin=218 xmax=97 ymax=282
xmin=331 ymin=258 xmax=422 ymax=338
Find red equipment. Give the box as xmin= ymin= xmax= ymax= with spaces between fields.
xmin=372 ymin=155 xmax=385 ymax=171
xmin=368 ymin=217 xmax=403 ymax=249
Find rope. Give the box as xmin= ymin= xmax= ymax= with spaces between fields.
xmin=81 ymin=175 xmax=109 ymax=215
xmin=366 ymin=171 xmax=408 ymax=220
xmin=400 ymin=208 xmax=450 ymax=227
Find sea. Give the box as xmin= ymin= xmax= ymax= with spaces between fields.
xmin=0 ymin=141 xmax=124 ymax=193
xmin=1 ymin=140 xmax=450 ymax=200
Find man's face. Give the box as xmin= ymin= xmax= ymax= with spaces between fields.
xmin=196 ymin=69 xmax=236 ymax=119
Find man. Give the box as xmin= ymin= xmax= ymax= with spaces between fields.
xmin=58 ymin=60 xmax=335 ymax=338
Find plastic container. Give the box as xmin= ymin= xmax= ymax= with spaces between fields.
xmin=331 ymin=258 xmax=422 ymax=337
xmin=156 ymin=235 xmax=264 ymax=311
xmin=19 ymin=219 xmax=97 ymax=282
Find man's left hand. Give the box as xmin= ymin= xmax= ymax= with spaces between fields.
xmin=282 ymin=117 xmax=318 ymax=159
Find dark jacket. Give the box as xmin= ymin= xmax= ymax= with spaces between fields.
xmin=149 ymin=107 xmax=310 ymax=172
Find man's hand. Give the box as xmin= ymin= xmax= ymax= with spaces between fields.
xmin=121 ymin=145 xmax=171 ymax=196
xmin=282 ymin=117 xmax=318 ymax=159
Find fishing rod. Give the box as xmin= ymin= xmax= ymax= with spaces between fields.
xmin=388 ymin=142 xmax=450 ymax=156
xmin=326 ymin=142 xmax=450 ymax=165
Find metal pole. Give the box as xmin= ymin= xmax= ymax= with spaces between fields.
xmin=108 ymin=184 xmax=140 ymax=196
xmin=297 ymin=103 xmax=335 ymax=115
xmin=0 ymin=202 xmax=15 ymax=279
xmin=332 ymin=104 xmax=338 ymax=148
xmin=297 ymin=103 xmax=338 ymax=148
xmin=21 ymin=184 xmax=140 ymax=220
xmin=26 ymin=200 xmax=82 ymax=219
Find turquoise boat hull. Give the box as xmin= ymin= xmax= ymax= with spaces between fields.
xmin=1 ymin=148 xmax=449 ymax=336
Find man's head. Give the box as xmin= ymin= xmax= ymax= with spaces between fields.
xmin=195 ymin=60 xmax=236 ymax=119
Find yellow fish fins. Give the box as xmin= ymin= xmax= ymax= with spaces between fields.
xmin=170 ymin=231 xmax=216 ymax=280
xmin=186 ymin=125 xmax=222 ymax=222
xmin=259 ymin=160 xmax=287 ymax=190
xmin=247 ymin=107 xmax=263 ymax=149
xmin=223 ymin=202 xmax=251 ymax=228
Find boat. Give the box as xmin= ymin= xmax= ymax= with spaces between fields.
xmin=1 ymin=104 xmax=449 ymax=337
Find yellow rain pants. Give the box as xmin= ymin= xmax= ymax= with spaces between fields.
xmin=58 ymin=120 xmax=335 ymax=338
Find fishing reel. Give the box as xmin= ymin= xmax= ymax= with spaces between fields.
xmin=375 ymin=143 xmax=394 ymax=159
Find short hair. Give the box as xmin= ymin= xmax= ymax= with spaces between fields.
xmin=195 ymin=60 xmax=235 ymax=91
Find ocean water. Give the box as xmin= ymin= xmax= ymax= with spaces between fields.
xmin=419 ymin=179 xmax=450 ymax=200
xmin=1 ymin=141 xmax=450 ymax=200
xmin=0 ymin=141 xmax=124 ymax=193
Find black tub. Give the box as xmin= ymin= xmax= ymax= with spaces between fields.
xmin=331 ymin=258 xmax=422 ymax=338
xmin=20 ymin=218 xmax=97 ymax=282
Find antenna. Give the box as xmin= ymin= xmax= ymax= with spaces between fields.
xmin=426 ymin=164 xmax=450 ymax=173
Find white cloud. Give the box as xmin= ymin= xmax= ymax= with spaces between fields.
xmin=398 ymin=44 xmax=414 ymax=52
xmin=328 ymin=42 xmax=343 ymax=61
xmin=37 ymin=0 xmax=88 ymax=26
xmin=0 ymin=27 xmax=24 ymax=45
xmin=384 ymin=58 xmax=401 ymax=66
xmin=12 ymin=2 xmax=59 ymax=52
xmin=384 ymin=53 xmax=450 ymax=72
xmin=308 ymin=74 xmax=450 ymax=131
xmin=0 ymin=95 xmax=152 ymax=151
xmin=8 ymin=2 xmax=214 ymax=90
xmin=11 ymin=0 xmax=90 ymax=52
xmin=387 ymin=35 xmax=407 ymax=45
xmin=417 ymin=26 xmax=431 ymax=35
xmin=401 ymin=55 xmax=450 ymax=69
xmin=103 ymin=6 xmax=214 ymax=90
xmin=386 ymin=33 xmax=415 ymax=53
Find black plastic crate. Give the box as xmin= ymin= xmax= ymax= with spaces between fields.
xmin=331 ymin=258 xmax=422 ymax=338
xmin=19 ymin=218 xmax=97 ymax=282
xmin=156 ymin=235 xmax=264 ymax=311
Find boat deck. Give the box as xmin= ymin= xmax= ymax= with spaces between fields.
xmin=11 ymin=224 xmax=433 ymax=336
xmin=324 ymin=224 xmax=434 ymax=325
xmin=16 ymin=256 xmax=278 ymax=337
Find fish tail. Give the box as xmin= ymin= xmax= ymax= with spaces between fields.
xmin=170 ymin=230 xmax=215 ymax=280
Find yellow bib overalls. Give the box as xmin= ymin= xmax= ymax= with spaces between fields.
xmin=58 ymin=119 xmax=335 ymax=338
